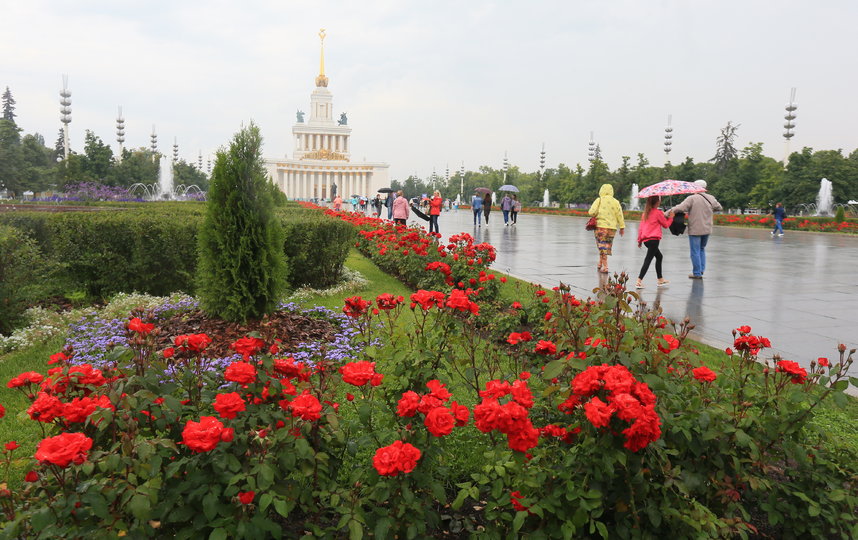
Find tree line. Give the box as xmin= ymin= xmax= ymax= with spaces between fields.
xmin=0 ymin=86 xmax=207 ymax=196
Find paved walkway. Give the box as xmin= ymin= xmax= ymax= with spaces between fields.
xmin=404 ymin=207 xmax=857 ymax=377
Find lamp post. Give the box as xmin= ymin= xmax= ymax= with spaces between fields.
xmin=588 ymin=132 xmax=596 ymax=163
xmin=783 ymin=88 xmax=798 ymax=163
xmin=663 ymin=114 xmax=673 ymax=165
xmin=59 ymin=75 xmax=71 ymax=160
xmin=502 ymin=151 xmax=509 ymax=185
xmin=150 ymin=126 xmax=158 ymax=161
xmin=115 ymin=107 xmax=125 ymax=163
xmin=539 ymin=143 xmax=546 ymax=181
xmin=172 ymin=138 xmax=179 ymax=164
xmin=459 ymin=162 xmax=465 ymax=204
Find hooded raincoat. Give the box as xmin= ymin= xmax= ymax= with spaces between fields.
xmin=588 ymin=184 xmax=625 ymax=230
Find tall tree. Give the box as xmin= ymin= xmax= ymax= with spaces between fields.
xmin=1 ymin=87 xmax=15 ymax=122
xmin=712 ymin=121 xmax=740 ymax=174
xmin=0 ymin=119 xmax=22 ymax=194
xmin=197 ymin=122 xmax=286 ymax=322
xmin=81 ymin=130 xmax=113 ymax=182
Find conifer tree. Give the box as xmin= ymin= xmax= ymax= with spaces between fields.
xmin=197 ymin=122 xmax=287 ymax=322
xmin=1 ymin=87 xmax=15 ymax=122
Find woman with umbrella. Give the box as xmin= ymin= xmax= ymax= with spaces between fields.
xmin=500 ymin=192 xmax=513 ymax=225
xmin=483 ymin=192 xmax=493 ymax=224
xmin=588 ymin=184 xmax=625 ymax=273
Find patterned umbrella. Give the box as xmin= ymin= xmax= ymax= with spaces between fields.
xmin=637 ymin=180 xmax=706 ymax=198
xmin=498 ymin=184 xmax=520 ymax=192
xmin=474 ymin=187 xmax=493 ymax=194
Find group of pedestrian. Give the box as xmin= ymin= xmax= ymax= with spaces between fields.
xmin=587 ymin=180 xmax=723 ymax=287
xmin=472 ymin=192 xmax=520 ymax=226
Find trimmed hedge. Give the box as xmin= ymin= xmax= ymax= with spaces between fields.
xmin=0 ymin=202 xmax=353 ymax=300
xmin=0 ymin=225 xmax=53 ymax=333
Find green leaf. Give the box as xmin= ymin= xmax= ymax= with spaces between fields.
xmin=833 ymin=379 xmax=848 ymax=392
xmin=259 ymin=493 xmax=273 ymax=511
xmin=595 ymin=520 xmax=609 ymax=539
xmin=512 ymin=510 xmax=526 ymax=532
xmin=30 ymin=507 xmax=56 ymax=531
xmin=849 ymin=377 xmax=858 ymax=388
xmin=833 ymin=391 xmax=847 ymax=407
xmin=129 ymin=493 xmax=151 ymax=520
xmin=374 ymin=517 xmax=392 ymax=539
xmin=452 ymin=488 xmax=469 ymax=510
xmin=209 ymin=528 xmax=228 ymax=540
xmin=273 ymin=498 xmax=293 ymax=518
xmin=348 ymin=519 xmax=364 ymax=540
xmin=258 ymin=463 xmax=275 ymax=490
xmin=543 ymin=359 xmax=566 ymax=380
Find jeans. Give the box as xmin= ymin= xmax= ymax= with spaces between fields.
xmin=387 ymin=206 xmax=393 ymax=220
xmin=473 ymin=208 xmax=482 ymax=225
xmin=502 ymin=210 xmax=510 ymax=224
xmin=773 ymin=219 xmax=784 ymax=235
xmin=429 ymin=215 xmax=439 ymax=234
xmin=688 ymin=235 xmax=709 ymax=276
xmin=511 ymin=210 xmax=518 ymax=223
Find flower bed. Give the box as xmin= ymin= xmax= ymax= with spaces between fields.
xmin=1 ymin=208 xmax=856 ymax=538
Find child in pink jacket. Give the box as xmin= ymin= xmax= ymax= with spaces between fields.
xmin=636 ymin=196 xmax=673 ymax=288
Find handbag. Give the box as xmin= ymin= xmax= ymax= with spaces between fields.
xmin=585 ymin=199 xmax=600 ymax=231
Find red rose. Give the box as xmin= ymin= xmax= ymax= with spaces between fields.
xmin=289 ymin=391 xmax=322 ymax=421
xmin=817 ymin=357 xmax=829 ymax=367
xmin=776 ymin=360 xmax=808 ymax=384
xmin=162 ymin=347 xmax=175 ymax=359
xmin=372 ymin=440 xmax=421 ymax=476
xmin=424 ymin=406 xmax=455 ymax=437
xmin=534 ymin=340 xmax=557 ymax=355
xmin=128 ymin=317 xmax=155 ymax=335
xmin=182 ymin=416 xmax=229 ymax=452
xmin=657 ymin=334 xmax=680 ymax=353
xmin=25 ymin=470 xmax=38 ymax=482
xmin=340 ymin=361 xmax=378 ymax=386
xmin=213 ymin=392 xmax=246 ymax=419
xmin=692 ymin=366 xmax=717 ymax=383
xmin=343 ymin=296 xmax=371 ymax=318
xmin=425 ymin=379 xmax=452 ymax=402
xmin=68 ymin=364 xmax=106 ymax=387
xmin=230 ymin=337 xmax=266 ymax=359
xmin=48 ymin=352 xmax=67 ymax=365
xmin=35 ymin=432 xmax=93 ymax=467
xmin=5 ymin=441 xmax=18 ymax=451
xmin=174 ymin=333 xmax=212 ymax=352
xmin=7 ymin=371 xmax=44 ymax=388
xmin=27 ymin=392 xmax=64 ymax=423
xmin=62 ymin=396 xmax=99 ymax=423
xmin=224 ymin=361 xmax=257 ymax=385
xmin=583 ymin=397 xmax=614 ymax=428
xmin=396 ymin=391 xmax=420 ymax=417
xmin=544 ymin=312 xmax=553 ymax=321
xmin=238 ymin=491 xmax=255 ymax=505
xmin=450 ymin=401 xmax=470 ymax=427
xmin=511 ymin=301 xmax=522 ymax=309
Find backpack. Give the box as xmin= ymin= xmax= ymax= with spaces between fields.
xmin=669 ymin=211 xmax=687 ymax=236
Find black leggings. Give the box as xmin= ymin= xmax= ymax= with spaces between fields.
xmin=638 ymin=240 xmax=663 ymax=279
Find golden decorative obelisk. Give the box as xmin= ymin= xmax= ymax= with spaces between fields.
xmin=315 ymin=28 xmax=329 ymax=88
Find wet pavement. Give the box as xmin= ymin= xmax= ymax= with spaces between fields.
xmin=406 ymin=207 xmax=858 ymax=377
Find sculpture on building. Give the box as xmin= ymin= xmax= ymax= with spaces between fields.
xmin=296 ymin=110 xmax=305 ymax=123
xmin=338 ymin=112 xmax=348 ymax=126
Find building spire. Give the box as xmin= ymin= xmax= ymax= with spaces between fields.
xmin=315 ymin=29 xmax=329 ymax=87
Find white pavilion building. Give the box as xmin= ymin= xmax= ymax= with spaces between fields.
xmin=265 ymin=31 xmax=389 ymax=201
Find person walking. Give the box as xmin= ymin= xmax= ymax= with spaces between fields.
xmin=471 ymin=192 xmax=483 ymax=226
xmin=771 ymin=202 xmax=786 ymax=237
xmin=511 ymin=194 xmax=521 ymax=224
xmin=635 ymin=196 xmax=673 ymax=289
xmin=483 ymin=193 xmax=492 ymax=225
xmin=668 ymin=180 xmax=722 ymax=279
xmin=333 ymin=195 xmax=343 ymax=211
xmin=392 ymin=190 xmax=409 ymax=225
xmin=386 ymin=192 xmax=395 ymax=220
xmin=500 ymin=193 xmax=513 ymax=225
xmin=429 ymin=190 xmax=443 ymax=234
xmin=588 ymin=184 xmax=625 ymax=274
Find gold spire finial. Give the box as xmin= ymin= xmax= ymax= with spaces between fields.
xmin=315 ymin=28 xmax=329 ymax=87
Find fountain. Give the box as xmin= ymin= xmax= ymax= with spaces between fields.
xmin=629 ymin=184 xmax=640 ymax=211
xmin=543 ymin=189 xmax=550 ymax=207
xmin=816 ymin=178 xmax=833 ymax=216
xmin=127 ymin=157 xmax=204 ymax=201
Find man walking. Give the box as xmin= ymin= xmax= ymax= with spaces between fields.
xmin=669 ymin=180 xmax=722 ymax=279
xmin=771 ymin=202 xmax=786 ymax=237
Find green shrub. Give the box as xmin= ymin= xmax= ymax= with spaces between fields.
xmin=835 ymin=206 xmax=846 ymax=223
xmin=280 ymin=211 xmax=353 ymax=289
xmin=197 ymin=123 xmax=287 ymax=321
xmin=0 ymin=225 xmax=53 ymax=334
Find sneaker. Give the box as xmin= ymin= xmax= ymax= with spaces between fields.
xmin=778 ymin=233 xmax=784 ymax=237
xmin=688 ymin=274 xmax=702 ymax=279
xmin=657 ymin=279 xmax=670 ymax=287
xmin=771 ymin=231 xmax=775 ymax=235
xmin=635 ymin=280 xmax=644 ymax=289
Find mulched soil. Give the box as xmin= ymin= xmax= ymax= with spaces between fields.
xmin=153 ymin=309 xmax=338 ymax=358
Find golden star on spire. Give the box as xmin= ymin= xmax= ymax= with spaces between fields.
xmin=315 ymin=28 xmax=329 ymax=87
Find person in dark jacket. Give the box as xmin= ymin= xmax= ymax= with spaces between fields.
xmin=483 ymin=193 xmax=492 ymax=224
xmin=771 ymin=202 xmax=786 ymax=237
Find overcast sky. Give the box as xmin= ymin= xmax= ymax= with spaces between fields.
xmin=3 ymin=0 xmax=857 ymax=180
